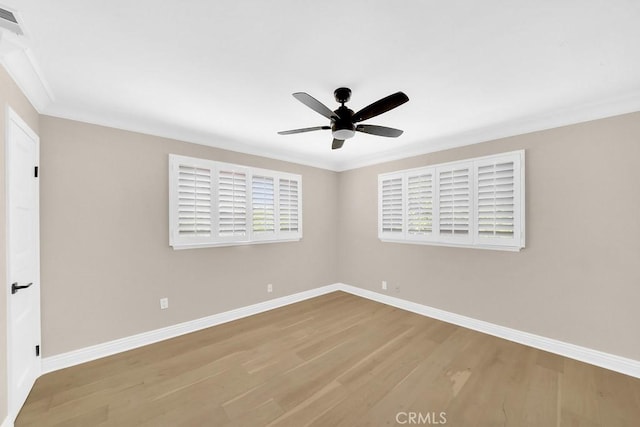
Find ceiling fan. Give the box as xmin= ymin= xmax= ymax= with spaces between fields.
xmin=278 ymin=87 xmax=409 ymax=150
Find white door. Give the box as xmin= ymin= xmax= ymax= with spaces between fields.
xmin=6 ymin=107 xmax=41 ymax=417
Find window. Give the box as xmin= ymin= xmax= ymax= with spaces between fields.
xmin=378 ymin=150 xmax=525 ymax=251
xmin=169 ymin=154 xmax=302 ymax=249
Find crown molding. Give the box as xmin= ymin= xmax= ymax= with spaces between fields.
xmin=333 ymin=92 xmax=640 ymax=171
xmin=0 ymin=29 xmax=53 ymax=112
xmin=48 ymin=89 xmax=640 ymax=173
xmin=43 ymin=103 xmax=340 ymax=172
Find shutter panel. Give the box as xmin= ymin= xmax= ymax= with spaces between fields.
xmin=474 ymin=152 xmax=523 ymax=248
xmin=252 ymin=175 xmax=275 ymax=235
xmin=169 ymin=155 xmax=213 ymax=248
xmin=406 ymin=171 xmax=433 ymax=238
xmin=477 ymin=162 xmax=514 ymax=238
xmin=279 ymin=178 xmax=300 ymax=235
xmin=217 ymin=169 xmax=247 ymax=239
xmin=177 ymin=165 xmax=212 ymax=237
xmin=379 ymin=175 xmax=404 ymax=238
xmin=437 ymin=164 xmax=472 ymax=242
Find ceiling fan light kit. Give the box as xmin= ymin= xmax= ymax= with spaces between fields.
xmin=279 ymin=87 xmax=409 ymax=150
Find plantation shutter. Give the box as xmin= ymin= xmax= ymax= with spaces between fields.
xmin=252 ymin=175 xmax=276 ymax=236
xmin=217 ymin=168 xmax=248 ymax=240
xmin=177 ymin=165 xmax=212 ymax=237
xmin=379 ymin=174 xmax=404 ymax=238
xmin=378 ymin=151 xmax=524 ymax=250
xmin=279 ymin=177 xmax=301 ymax=236
xmin=170 ymin=154 xmax=302 ymax=248
xmin=474 ymin=153 xmax=522 ymax=247
xmin=406 ymin=171 xmax=434 ymax=239
xmin=437 ymin=163 xmax=472 ymax=243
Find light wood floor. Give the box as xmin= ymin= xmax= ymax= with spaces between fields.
xmin=17 ymin=291 xmax=640 ymax=426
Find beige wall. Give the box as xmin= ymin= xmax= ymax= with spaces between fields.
xmin=0 ymin=66 xmax=40 ymax=423
xmin=337 ymin=112 xmax=640 ymax=361
xmin=39 ymin=116 xmax=339 ymax=356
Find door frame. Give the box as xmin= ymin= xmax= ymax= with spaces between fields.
xmin=5 ymin=105 xmax=41 ymax=420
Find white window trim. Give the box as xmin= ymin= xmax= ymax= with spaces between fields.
xmin=378 ymin=150 xmax=525 ymax=252
xmin=169 ymin=154 xmax=302 ymax=249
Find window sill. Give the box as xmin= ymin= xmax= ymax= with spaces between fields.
xmin=171 ymin=237 xmax=302 ymax=250
xmin=379 ymin=238 xmax=524 ymax=252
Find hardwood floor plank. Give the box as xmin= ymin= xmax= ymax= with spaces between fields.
xmin=519 ymin=363 xmax=559 ymax=426
xmin=562 ymin=359 xmax=603 ymax=424
xmin=266 ymin=380 xmax=350 ymax=427
xmin=52 ymin=404 xmax=108 ymax=427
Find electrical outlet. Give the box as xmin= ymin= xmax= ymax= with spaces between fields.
xmin=395 ymin=285 xmax=400 ymax=293
xmin=382 ymin=280 xmax=387 ymax=290
xmin=160 ymin=297 xmax=169 ymax=310
xmin=267 ymin=283 xmax=273 ymax=293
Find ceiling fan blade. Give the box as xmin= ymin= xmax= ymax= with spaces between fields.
xmin=278 ymin=126 xmax=330 ymax=135
xmin=292 ymin=92 xmax=338 ymax=120
xmin=356 ymin=124 xmax=404 ymax=138
xmin=352 ymin=92 xmax=409 ymax=123
xmin=332 ymin=139 xmax=345 ymax=150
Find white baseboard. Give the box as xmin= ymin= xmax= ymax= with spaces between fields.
xmin=336 ymin=283 xmax=640 ymax=379
xmin=42 ymin=282 xmax=640 ymax=379
xmin=1 ymin=415 xmax=13 ymax=427
xmin=42 ymin=284 xmax=340 ymax=373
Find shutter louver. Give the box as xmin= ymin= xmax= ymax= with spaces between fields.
xmin=252 ymin=175 xmax=275 ymax=234
xmin=438 ymin=165 xmax=471 ymax=238
xmin=476 ymin=157 xmax=520 ymax=244
xmin=381 ymin=176 xmax=403 ymax=234
xmin=407 ymin=172 xmax=433 ymax=236
xmin=218 ymin=170 xmax=247 ymax=237
xmin=177 ymin=165 xmax=212 ymax=237
xmin=279 ymin=178 xmax=299 ymax=233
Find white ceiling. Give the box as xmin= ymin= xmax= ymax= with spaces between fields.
xmin=3 ymin=0 xmax=640 ymax=171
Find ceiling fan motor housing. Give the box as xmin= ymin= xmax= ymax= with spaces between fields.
xmin=334 ymin=87 xmax=352 ymax=104
xmin=332 ymin=105 xmax=356 ymax=139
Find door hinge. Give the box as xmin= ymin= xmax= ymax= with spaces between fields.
xmin=34 ymin=166 xmax=39 ymax=178
xmin=35 ymin=345 xmax=40 ymax=357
